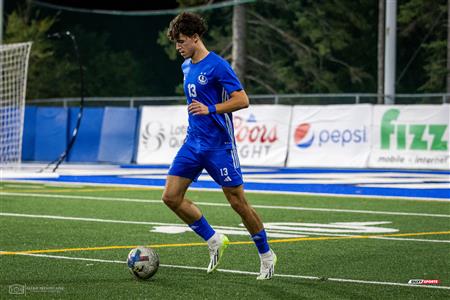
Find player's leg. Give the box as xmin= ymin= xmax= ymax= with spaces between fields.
xmin=222 ymin=185 xmax=277 ymax=280
xmin=163 ymin=175 xmax=226 ymax=273
xmin=163 ymin=143 xmax=206 ymax=223
xmin=204 ymin=148 xmax=276 ymax=279
xmin=162 ymin=175 xmax=201 ymax=224
xmin=222 ymin=185 xmax=263 ymax=234
xmin=163 ymin=144 xmax=226 ymax=273
xmin=203 ymin=148 xmax=266 ymax=235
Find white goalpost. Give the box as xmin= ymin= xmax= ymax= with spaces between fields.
xmin=0 ymin=42 xmax=32 ymax=170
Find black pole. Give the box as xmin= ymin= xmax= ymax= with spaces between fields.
xmin=40 ymin=31 xmax=85 ymax=173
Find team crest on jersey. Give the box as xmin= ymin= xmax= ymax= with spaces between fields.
xmin=197 ymin=73 xmax=208 ymax=85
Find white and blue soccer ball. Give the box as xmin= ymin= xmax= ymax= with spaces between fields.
xmin=127 ymin=246 xmax=159 ymax=280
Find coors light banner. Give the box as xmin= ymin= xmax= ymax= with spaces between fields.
xmin=232 ymin=105 xmax=291 ymax=166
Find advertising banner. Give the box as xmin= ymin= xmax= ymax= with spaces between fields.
xmin=137 ymin=105 xmax=291 ymax=166
xmin=233 ymin=105 xmax=291 ymax=166
xmin=287 ymin=105 xmax=372 ymax=167
xmin=136 ymin=106 xmax=188 ymax=164
xmin=369 ymin=105 xmax=450 ymax=170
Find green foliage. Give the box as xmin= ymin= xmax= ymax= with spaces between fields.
xmin=7 ymin=0 xmax=447 ymax=97
xmin=158 ymin=0 xmax=376 ymax=94
xmin=243 ymin=0 xmax=374 ymax=93
xmin=4 ymin=6 xmax=148 ymax=99
xmin=419 ymin=40 xmax=447 ymax=92
xmin=4 ymin=8 xmax=63 ymax=100
xmin=71 ymin=29 xmax=147 ymax=97
xmin=158 ymin=0 xmax=449 ymax=94
xmin=398 ymin=0 xmax=447 ymax=92
xmin=177 ymin=0 xmax=210 ymax=6
xmin=157 ymin=30 xmax=178 ymax=61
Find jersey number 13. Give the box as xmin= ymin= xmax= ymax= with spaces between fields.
xmin=188 ymin=83 xmax=197 ymax=97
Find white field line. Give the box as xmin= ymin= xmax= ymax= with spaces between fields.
xmin=1 ymin=192 xmax=450 ymax=218
xmin=1 ymin=251 xmax=449 ymax=290
xmin=2 ymin=184 xmax=45 ymax=189
xmin=357 ymin=183 xmax=450 ymax=189
xmin=0 ymin=212 xmax=171 ymax=226
xmin=242 ymin=172 xmax=449 ymax=179
xmin=1 ymin=212 xmax=449 ymax=244
xmin=3 ymin=179 xmax=449 ymax=201
xmin=121 ymin=172 xmax=450 ymax=185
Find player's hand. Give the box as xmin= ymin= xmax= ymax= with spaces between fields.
xmin=188 ymin=99 xmax=210 ymax=115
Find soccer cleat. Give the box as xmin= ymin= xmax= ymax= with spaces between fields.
xmin=207 ymin=234 xmax=229 ymax=273
xmin=256 ymin=250 xmax=277 ymax=280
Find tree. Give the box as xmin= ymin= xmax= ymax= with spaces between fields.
xmin=158 ymin=0 xmax=377 ymax=94
xmin=447 ymin=0 xmax=450 ymax=93
xmin=4 ymin=4 xmax=148 ymax=99
xmin=377 ymin=0 xmax=385 ymax=104
xmin=158 ymin=0 xmax=448 ymax=95
xmin=243 ymin=0 xmax=375 ymax=94
xmin=3 ymin=7 xmax=74 ymax=100
xmin=70 ymin=28 xmax=148 ymax=97
xmin=231 ymin=3 xmax=246 ymax=83
xmin=397 ymin=0 xmax=448 ymax=92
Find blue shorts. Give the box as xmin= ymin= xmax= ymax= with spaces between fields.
xmin=168 ymin=143 xmax=243 ymax=187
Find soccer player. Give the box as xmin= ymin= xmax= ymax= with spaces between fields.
xmin=162 ymin=12 xmax=276 ymax=280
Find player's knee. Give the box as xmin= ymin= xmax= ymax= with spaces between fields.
xmin=161 ymin=191 xmax=181 ymax=209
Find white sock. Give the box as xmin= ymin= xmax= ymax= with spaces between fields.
xmin=259 ymin=249 xmax=273 ymax=260
xmin=207 ymin=232 xmax=220 ymax=247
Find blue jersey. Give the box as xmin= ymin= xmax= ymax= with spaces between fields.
xmin=182 ymin=52 xmax=243 ymax=150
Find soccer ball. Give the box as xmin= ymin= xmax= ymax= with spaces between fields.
xmin=127 ymin=246 xmax=159 ymax=280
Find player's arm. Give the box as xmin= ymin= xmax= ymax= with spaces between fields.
xmin=188 ymin=90 xmax=249 ymax=115
xmin=214 ymin=90 xmax=249 ymax=114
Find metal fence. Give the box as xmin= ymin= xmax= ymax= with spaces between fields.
xmin=27 ymin=93 xmax=450 ymax=107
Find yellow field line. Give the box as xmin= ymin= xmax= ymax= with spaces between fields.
xmin=1 ymin=230 xmax=449 ymax=256
xmin=268 ymin=230 xmax=450 ymax=243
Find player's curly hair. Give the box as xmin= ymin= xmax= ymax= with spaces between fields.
xmin=167 ymin=12 xmax=207 ymax=41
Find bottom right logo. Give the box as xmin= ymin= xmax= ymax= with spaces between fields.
xmin=408 ymin=279 xmax=441 ymax=285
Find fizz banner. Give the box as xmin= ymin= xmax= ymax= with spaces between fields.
xmin=369 ymin=105 xmax=449 ymax=170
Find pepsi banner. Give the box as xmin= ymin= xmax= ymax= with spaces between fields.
xmin=369 ymin=105 xmax=449 ymax=170
xmin=287 ymin=105 xmax=372 ymax=167
xmin=233 ymin=105 xmax=292 ymax=166
xmin=136 ymin=106 xmax=188 ymax=164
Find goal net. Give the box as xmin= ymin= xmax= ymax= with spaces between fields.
xmin=0 ymin=42 xmax=32 ymax=170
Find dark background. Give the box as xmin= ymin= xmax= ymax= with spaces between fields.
xmin=5 ymin=0 xmax=188 ymax=96
xmin=30 ymin=1 xmax=180 ymax=10
xmin=4 ymin=1 xmax=448 ymax=99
